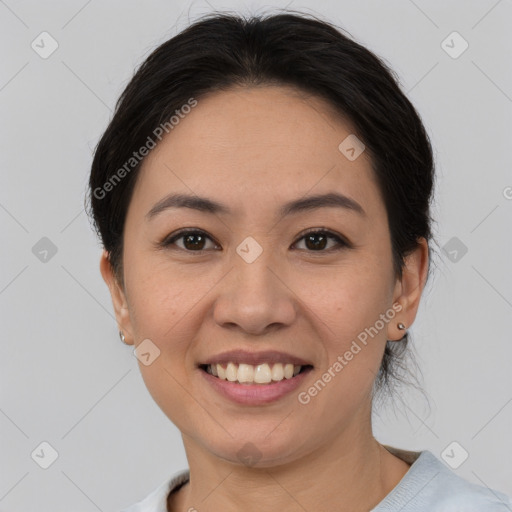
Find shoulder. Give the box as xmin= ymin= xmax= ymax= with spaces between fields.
xmin=420 ymin=453 xmax=512 ymax=511
xmin=375 ymin=448 xmax=512 ymax=512
xmin=120 ymin=469 xmax=190 ymax=512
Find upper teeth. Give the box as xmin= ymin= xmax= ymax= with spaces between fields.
xmin=206 ymin=362 xmax=302 ymax=384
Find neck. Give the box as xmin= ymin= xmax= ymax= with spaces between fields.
xmin=169 ymin=415 xmax=410 ymax=511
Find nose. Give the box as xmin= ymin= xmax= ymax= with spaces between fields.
xmin=212 ymin=249 xmax=297 ymax=335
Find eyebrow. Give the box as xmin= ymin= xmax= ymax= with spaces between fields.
xmin=146 ymin=191 xmax=366 ymax=220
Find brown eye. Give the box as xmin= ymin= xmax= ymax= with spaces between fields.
xmin=162 ymin=230 xmax=218 ymax=251
xmin=293 ymin=230 xmax=348 ymax=252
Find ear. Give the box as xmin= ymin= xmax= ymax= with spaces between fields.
xmin=99 ymin=250 xmax=134 ymax=345
xmin=388 ymin=237 xmax=429 ymax=341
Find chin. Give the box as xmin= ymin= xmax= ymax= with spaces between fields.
xmin=203 ymin=431 xmax=310 ymax=469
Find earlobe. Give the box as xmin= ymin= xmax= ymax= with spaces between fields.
xmin=99 ymin=250 xmax=134 ymax=345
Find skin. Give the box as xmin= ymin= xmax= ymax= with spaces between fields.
xmin=100 ymin=85 xmax=429 ymax=511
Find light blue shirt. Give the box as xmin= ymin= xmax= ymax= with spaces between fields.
xmin=120 ymin=447 xmax=512 ymax=511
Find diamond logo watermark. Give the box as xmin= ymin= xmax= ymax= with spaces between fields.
xmin=32 ymin=237 xmax=58 ymax=263
xmin=133 ymin=338 xmax=161 ymax=366
xmin=441 ymin=441 xmax=469 ymax=469
xmin=441 ymin=31 xmax=469 ymax=59
xmin=236 ymin=442 xmax=262 ymax=467
xmin=442 ymin=236 xmax=468 ymax=263
xmin=236 ymin=236 xmax=263 ymax=264
xmin=31 ymin=441 xmax=59 ymax=469
xmin=338 ymin=134 xmax=365 ymax=161
xmin=31 ymin=31 xmax=59 ymax=59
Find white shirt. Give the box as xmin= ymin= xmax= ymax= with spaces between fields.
xmin=120 ymin=446 xmax=512 ymax=511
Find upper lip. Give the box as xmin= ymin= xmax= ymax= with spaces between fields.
xmin=200 ymin=349 xmax=313 ymax=367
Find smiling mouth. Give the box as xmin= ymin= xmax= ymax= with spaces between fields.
xmin=199 ymin=362 xmax=314 ymax=385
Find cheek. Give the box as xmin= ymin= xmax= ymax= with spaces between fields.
xmin=124 ymin=250 xmax=190 ymax=331
xmin=302 ymin=257 xmax=393 ymax=333
xmin=122 ymin=269 xmax=196 ymax=400
xmin=300 ymin=259 xmax=393 ymax=394
xmin=124 ymin=261 xmax=201 ymax=427
xmin=137 ymin=355 xmax=193 ymax=432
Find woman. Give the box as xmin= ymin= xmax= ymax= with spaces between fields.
xmin=87 ymin=11 xmax=512 ymax=512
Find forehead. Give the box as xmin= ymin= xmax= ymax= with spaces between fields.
xmin=131 ymin=85 xmax=383 ymax=220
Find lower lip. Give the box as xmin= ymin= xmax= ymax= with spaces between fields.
xmin=199 ymin=367 xmax=313 ymax=405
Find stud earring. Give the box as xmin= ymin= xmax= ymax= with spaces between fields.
xmin=119 ymin=330 xmax=128 ymax=344
xmin=397 ymin=322 xmax=406 ymax=331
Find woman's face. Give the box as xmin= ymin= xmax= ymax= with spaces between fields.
xmin=102 ymin=85 xmax=426 ymax=467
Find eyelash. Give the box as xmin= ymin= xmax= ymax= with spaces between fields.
xmin=159 ymin=227 xmax=350 ymax=253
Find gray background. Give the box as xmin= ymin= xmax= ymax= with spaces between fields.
xmin=1 ymin=0 xmax=511 ymax=510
